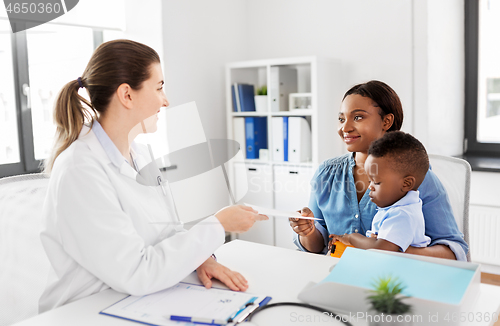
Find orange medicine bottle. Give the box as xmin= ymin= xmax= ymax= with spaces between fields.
xmin=330 ymin=241 xmax=354 ymax=258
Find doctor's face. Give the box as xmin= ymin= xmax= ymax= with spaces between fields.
xmin=132 ymin=63 xmax=169 ymax=133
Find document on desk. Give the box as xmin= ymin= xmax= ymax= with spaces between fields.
xmin=100 ymin=282 xmax=271 ymax=326
xmin=245 ymin=203 xmax=320 ymax=220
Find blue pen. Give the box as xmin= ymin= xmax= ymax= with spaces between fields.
xmin=168 ymin=315 xmax=227 ymax=325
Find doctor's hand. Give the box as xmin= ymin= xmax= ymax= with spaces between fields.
xmin=215 ymin=205 xmax=268 ymax=233
xmin=197 ymin=257 xmax=248 ymax=292
xmin=289 ymin=207 xmax=316 ymax=237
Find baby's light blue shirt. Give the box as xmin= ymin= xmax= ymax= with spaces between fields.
xmin=367 ymin=190 xmax=431 ymax=252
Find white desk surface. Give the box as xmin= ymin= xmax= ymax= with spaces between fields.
xmin=14 ymin=240 xmax=500 ymax=326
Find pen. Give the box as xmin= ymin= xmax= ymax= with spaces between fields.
xmin=168 ymin=315 xmax=227 ymax=325
xmin=233 ymin=297 xmax=272 ymax=324
xmin=227 ymin=296 xmax=258 ymax=322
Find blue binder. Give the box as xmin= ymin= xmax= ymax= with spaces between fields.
xmin=283 ymin=117 xmax=289 ymax=161
xmin=238 ymin=84 xmax=256 ymax=112
xmin=245 ymin=117 xmax=267 ymax=159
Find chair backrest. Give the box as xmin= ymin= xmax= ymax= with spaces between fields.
xmin=428 ymin=154 xmax=471 ymax=261
xmin=0 ymin=173 xmax=51 ymax=326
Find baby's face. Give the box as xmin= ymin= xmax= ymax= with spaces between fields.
xmin=364 ymin=155 xmax=407 ymax=208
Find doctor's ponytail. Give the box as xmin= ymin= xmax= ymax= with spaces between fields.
xmin=43 ymin=39 xmax=160 ymax=173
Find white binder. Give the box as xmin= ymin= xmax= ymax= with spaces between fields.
xmin=272 ymin=117 xmax=284 ymax=161
xmin=233 ymin=117 xmax=246 ymax=157
xmin=270 ymin=67 xmax=298 ymax=112
xmin=288 ymin=117 xmax=311 ymax=163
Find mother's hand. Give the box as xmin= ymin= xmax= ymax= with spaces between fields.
xmin=289 ymin=207 xmax=316 ymax=237
xmin=196 ymin=257 xmax=248 ymax=291
xmin=289 ymin=207 xmax=325 ymax=253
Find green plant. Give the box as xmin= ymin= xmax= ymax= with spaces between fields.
xmin=256 ymin=85 xmax=267 ymax=96
xmin=367 ymin=276 xmax=411 ymax=315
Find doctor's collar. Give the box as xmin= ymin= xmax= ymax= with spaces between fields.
xmin=91 ymin=120 xmax=135 ymax=170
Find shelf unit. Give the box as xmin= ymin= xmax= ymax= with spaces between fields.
xmin=225 ymin=56 xmax=344 ymax=249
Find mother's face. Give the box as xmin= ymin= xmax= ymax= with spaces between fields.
xmin=337 ymin=94 xmax=394 ymax=153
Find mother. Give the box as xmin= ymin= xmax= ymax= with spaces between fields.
xmin=289 ymin=80 xmax=467 ymax=261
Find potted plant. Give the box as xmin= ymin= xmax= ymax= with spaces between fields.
xmin=366 ymin=276 xmax=413 ymax=326
xmin=254 ymin=85 xmax=268 ymax=112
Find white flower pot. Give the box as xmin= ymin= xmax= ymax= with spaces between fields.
xmin=254 ymin=95 xmax=268 ymax=113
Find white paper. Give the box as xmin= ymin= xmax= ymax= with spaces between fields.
xmin=245 ymin=203 xmax=320 ymax=220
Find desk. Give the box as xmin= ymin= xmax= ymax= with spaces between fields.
xmin=14 ymin=240 xmax=500 ymax=326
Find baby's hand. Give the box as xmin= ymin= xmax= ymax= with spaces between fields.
xmin=329 ymin=233 xmax=352 ymax=246
xmin=370 ymin=233 xmax=378 ymax=239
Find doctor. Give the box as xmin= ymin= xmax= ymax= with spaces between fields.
xmin=39 ymin=39 xmax=266 ymax=313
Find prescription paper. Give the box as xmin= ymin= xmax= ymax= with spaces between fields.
xmin=245 ymin=203 xmax=320 ymax=220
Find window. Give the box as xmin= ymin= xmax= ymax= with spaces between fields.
xmin=0 ymin=20 xmax=99 ymax=178
xmin=465 ymin=0 xmax=500 ymax=157
xmin=0 ymin=20 xmax=21 ymax=167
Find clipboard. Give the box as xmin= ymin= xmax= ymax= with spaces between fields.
xmin=100 ymin=282 xmax=272 ymax=326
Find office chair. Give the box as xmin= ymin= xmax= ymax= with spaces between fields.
xmin=0 ymin=173 xmax=50 ymax=326
xmin=428 ymin=154 xmax=472 ymax=262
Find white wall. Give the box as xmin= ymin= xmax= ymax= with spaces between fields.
xmin=245 ymin=0 xmax=414 ymax=132
xmin=161 ymin=0 xmax=464 ymax=156
xmin=161 ymin=1 xmax=248 ymax=140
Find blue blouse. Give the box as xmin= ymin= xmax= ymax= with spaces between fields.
xmin=293 ymin=153 xmax=469 ymax=261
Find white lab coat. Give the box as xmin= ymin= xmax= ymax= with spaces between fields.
xmin=38 ymin=126 xmax=225 ymax=313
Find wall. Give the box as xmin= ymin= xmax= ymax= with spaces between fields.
xmin=161 ymin=0 xmax=248 ymax=140
xmin=245 ymin=0 xmax=414 ymax=133
xmin=161 ymin=0 xmax=465 ymax=156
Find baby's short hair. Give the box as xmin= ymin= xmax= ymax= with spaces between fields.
xmin=368 ymin=131 xmax=429 ymax=187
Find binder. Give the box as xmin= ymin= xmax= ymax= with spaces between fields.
xmin=237 ymin=84 xmax=256 ymax=112
xmin=231 ymin=84 xmax=239 ymax=112
xmin=272 ymin=117 xmax=284 ymax=161
xmin=232 ymin=83 xmax=241 ymax=112
xmin=272 ymin=117 xmax=289 ymax=162
xmin=270 ymin=67 xmax=298 ymax=112
xmin=233 ymin=117 xmax=246 ymax=155
xmin=101 ymin=282 xmax=273 ymax=326
xmin=283 ymin=117 xmax=289 ymax=161
xmin=245 ymin=117 xmax=267 ymax=159
xmin=288 ymin=117 xmax=311 ymax=163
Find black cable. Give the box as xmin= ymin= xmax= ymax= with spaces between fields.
xmin=245 ymin=302 xmax=353 ymax=326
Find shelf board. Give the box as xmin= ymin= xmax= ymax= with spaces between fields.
xmin=271 ymin=110 xmax=313 ymax=116
xmin=231 ymin=110 xmax=313 ymax=117
xmin=232 ymin=159 xmax=314 ymax=167
xmin=231 ymin=112 xmax=268 ymax=117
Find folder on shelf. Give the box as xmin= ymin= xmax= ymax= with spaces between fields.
xmin=288 ymin=117 xmax=311 ymax=163
xmin=270 ymin=67 xmax=298 ymax=112
xmin=272 ymin=117 xmax=289 ymax=162
xmin=245 ymin=117 xmax=267 ymax=159
xmin=232 ymin=83 xmax=242 ymax=112
xmin=238 ymin=84 xmax=256 ymax=112
xmin=231 ymin=84 xmax=240 ymax=112
xmin=101 ymin=282 xmax=272 ymax=326
xmin=283 ymin=117 xmax=289 ymax=161
xmin=233 ymin=117 xmax=246 ymax=155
